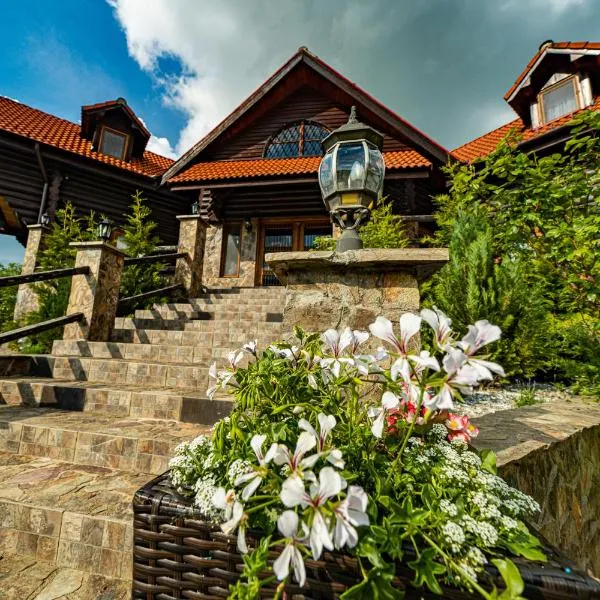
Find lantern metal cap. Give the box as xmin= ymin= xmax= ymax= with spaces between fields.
xmin=322 ymin=106 xmax=384 ymax=151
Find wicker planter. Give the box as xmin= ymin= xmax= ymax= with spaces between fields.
xmin=133 ymin=472 xmax=600 ymax=600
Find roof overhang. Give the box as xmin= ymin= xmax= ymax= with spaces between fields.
xmin=505 ymin=47 xmax=600 ymax=102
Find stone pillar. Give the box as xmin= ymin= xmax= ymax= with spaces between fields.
xmin=13 ymin=224 xmax=48 ymax=321
xmin=266 ymin=248 xmax=449 ymax=333
xmin=63 ymin=242 xmax=124 ymax=341
xmin=175 ymin=215 xmax=207 ymax=297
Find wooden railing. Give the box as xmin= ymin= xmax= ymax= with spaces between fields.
xmin=0 ymin=265 xmax=90 ymax=345
xmin=117 ymin=251 xmax=188 ymax=315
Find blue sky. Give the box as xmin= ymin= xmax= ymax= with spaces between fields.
xmin=1 ymin=0 xmax=599 ymax=264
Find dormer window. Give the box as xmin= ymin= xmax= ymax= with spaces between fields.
xmin=538 ymin=75 xmax=580 ymax=125
xmin=99 ymin=126 xmax=129 ymax=160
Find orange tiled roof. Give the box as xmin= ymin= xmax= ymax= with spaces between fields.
xmin=0 ymin=96 xmax=173 ymax=177
xmin=169 ymin=150 xmax=430 ymax=184
xmin=453 ymin=95 xmax=600 ymax=162
xmin=505 ymin=41 xmax=600 ymax=100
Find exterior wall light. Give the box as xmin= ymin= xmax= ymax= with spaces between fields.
xmin=40 ymin=213 xmax=50 ymax=226
xmin=244 ymin=218 xmax=253 ymax=233
xmin=318 ymin=106 xmax=385 ymax=251
xmin=97 ymin=217 xmax=113 ymax=243
xmin=191 ymin=200 xmax=200 ymax=215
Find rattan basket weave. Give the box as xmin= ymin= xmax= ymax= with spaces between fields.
xmin=132 ymin=472 xmax=600 ymax=600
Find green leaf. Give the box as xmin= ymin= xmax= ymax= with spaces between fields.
xmin=407 ymin=548 xmax=445 ymax=595
xmin=479 ymin=449 xmax=497 ymax=475
xmin=492 ymin=558 xmax=526 ymax=599
xmin=341 ymin=566 xmax=405 ymax=600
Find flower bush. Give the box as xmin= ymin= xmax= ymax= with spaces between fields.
xmin=169 ymin=310 xmax=545 ymax=599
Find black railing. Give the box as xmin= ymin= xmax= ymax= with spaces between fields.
xmin=118 ymin=283 xmax=184 ymax=308
xmin=0 ymin=266 xmax=90 ymax=288
xmin=123 ymin=252 xmax=185 ymax=266
xmin=0 ymin=313 xmax=84 ymax=345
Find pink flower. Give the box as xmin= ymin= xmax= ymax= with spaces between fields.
xmin=445 ymin=413 xmax=479 ymax=443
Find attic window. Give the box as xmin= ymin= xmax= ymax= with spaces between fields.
xmin=538 ymin=76 xmax=580 ymax=124
xmin=264 ymin=121 xmax=330 ymax=158
xmin=99 ymin=126 xmax=129 ymax=160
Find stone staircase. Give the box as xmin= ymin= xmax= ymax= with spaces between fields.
xmin=0 ymin=286 xmax=285 ymax=599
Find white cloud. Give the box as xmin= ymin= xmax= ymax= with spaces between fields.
xmin=146 ymin=134 xmax=177 ymax=159
xmin=107 ymin=0 xmax=402 ymax=155
xmin=499 ymin=0 xmax=588 ymax=14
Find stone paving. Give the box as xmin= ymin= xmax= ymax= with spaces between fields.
xmin=0 ymin=287 xmax=284 ymax=598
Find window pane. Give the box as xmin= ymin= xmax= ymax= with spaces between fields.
xmin=304 ymin=140 xmax=323 ymax=156
xmin=304 ymin=226 xmax=332 ymax=250
xmin=272 ymin=125 xmax=300 ymax=143
xmin=265 ymin=142 xmax=300 ymax=158
xmin=542 ymin=80 xmax=578 ymax=122
xmin=336 ymin=143 xmax=366 ymax=191
xmin=100 ymin=130 xmax=127 ymax=159
xmin=222 ymin=227 xmax=241 ymax=276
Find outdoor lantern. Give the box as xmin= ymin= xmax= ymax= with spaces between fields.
xmin=191 ymin=200 xmax=200 ymax=215
xmin=97 ymin=217 xmax=113 ymax=243
xmin=318 ymin=106 xmax=385 ymax=251
xmin=244 ymin=218 xmax=253 ymax=233
xmin=40 ymin=213 xmax=50 ymax=227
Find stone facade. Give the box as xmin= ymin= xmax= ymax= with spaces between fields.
xmin=202 ymin=221 xmax=258 ymax=288
xmin=267 ymin=248 xmax=449 ymax=332
xmin=13 ymin=224 xmax=48 ymax=322
xmin=63 ymin=242 xmax=124 ymax=341
xmin=175 ymin=215 xmax=207 ymax=297
xmin=473 ymin=399 xmax=600 ymax=576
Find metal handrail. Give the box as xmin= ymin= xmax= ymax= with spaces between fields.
xmin=0 ymin=313 xmax=84 ymax=345
xmin=0 ymin=266 xmax=90 ymax=288
xmin=123 ymin=252 xmax=185 ymax=266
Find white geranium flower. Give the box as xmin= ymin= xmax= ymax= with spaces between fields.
xmin=280 ymin=466 xmax=343 ymax=559
xmin=220 ymin=500 xmax=248 ymax=553
xmin=299 ymin=414 xmax=345 ymax=469
xmin=458 ymin=320 xmax=501 ymax=355
xmin=270 ymin=345 xmax=301 ymax=361
xmin=410 ymin=350 xmax=440 ymax=372
xmin=212 ymin=487 xmax=236 ymax=520
xmin=207 ymin=361 xmax=237 ymax=399
xmin=274 ymin=431 xmax=319 ymax=478
xmin=320 ymin=328 xmax=356 ymax=377
xmin=242 ymin=339 xmax=257 ymax=355
xmin=368 ymin=313 xmax=421 ymax=355
xmin=333 ymin=485 xmax=370 ymax=549
xmin=368 ymin=391 xmax=400 ymax=438
xmin=227 ymin=350 xmax=244 ymax=369
xmin=234 ymin=434 xmax=277 ymax=500
xmin=273 ymin=511 xmax=308 ymax=586
xmin=421 ymin=307 xmax=454 ymax=350
xmin=349 ymin=329 xmax=369 ymax=353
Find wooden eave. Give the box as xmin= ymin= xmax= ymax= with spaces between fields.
xmin=161 ymin=49 xmax=453 ymax=184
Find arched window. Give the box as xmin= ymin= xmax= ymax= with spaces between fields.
xmin=264 ymin=121 xmax=330 ymax=159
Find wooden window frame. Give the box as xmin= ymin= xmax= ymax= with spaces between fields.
xmin=220 ymin=222 xmax=243 ymax=278
xmin=538 ymin=75 xmax=581 ymax=125
xmin=98 ymin=125 xmax=130 ymax=161
xmin=254 ymin=216 xmax=332 ymax=285
xmin=263 ymin=120 xmax=330 ymax=159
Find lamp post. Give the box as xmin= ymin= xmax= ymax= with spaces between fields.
xmin=97 ymin=217 xmax=113 ymax=243
xmin=318 ymin=106 xmax=385 ymax=252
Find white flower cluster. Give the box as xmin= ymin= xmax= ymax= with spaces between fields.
xmin=169 ymin=434 xmax=220 ymax=493
xmin=208 ymin=414 xmax=369 ymax=587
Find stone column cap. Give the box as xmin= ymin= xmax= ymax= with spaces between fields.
xmin=267 ymin=247 xmax=449 ymax=283
xmin=69 ymin=241 xmax=125 ymax=257
xmin=26 ymin=223 xmax=49 ymax=232
xmin=176 ymin=214 xmax=208 ymax=222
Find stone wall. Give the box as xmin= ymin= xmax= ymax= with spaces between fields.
xmin=203 ymin=221 xmax=258 ymax=288
xmin=473 ymin=400 xmax=600 ymax=576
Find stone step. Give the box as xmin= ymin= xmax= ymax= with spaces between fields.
xmin=134 ymin=306 xmax=280 ymax=321
xmin=0 ymin=406 xmax=208 ymax=475
xmin=183 ymin=318 xmax=283 ymax=331
xmin=196 ymin=287 xmax=286 ymax=299
xmin=0 ymin=552 xmax=130 ymax=597
xmin=113 ymin=313 xmax=284 ymax=332
xmin=111 ymin=327 xmax=281 ymax=347
xmin=51 ymin=355 xmax=211 ymax=389
xmin=0 ymin=378 xmax=233 ymax=424
xmin=52 ymin=340 xmax=258 ymax=365
xmin=0 ymin=451 xmax=146 ymax=579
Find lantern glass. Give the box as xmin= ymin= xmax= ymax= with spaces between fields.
xmin=336 ymin=142 xmax=366 ymax=191
xmin=318 ymin=149 xmax=335 ymax=198
xmin=97 ymin=219 xmax=112 ymax=242
xmin=365 ymin=143 xmax=385 ymax=195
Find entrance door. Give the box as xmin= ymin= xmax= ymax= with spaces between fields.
xmin=257 ymin=220 xmax=332 ymax=286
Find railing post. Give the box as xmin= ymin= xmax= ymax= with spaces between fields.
xmin=175 ymin=215 xmax=207 ymax=298
xmin=63 ymin=242 xmax=124 ymax=341
xmin=13 ymin=224 xmax=48 ymax=321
